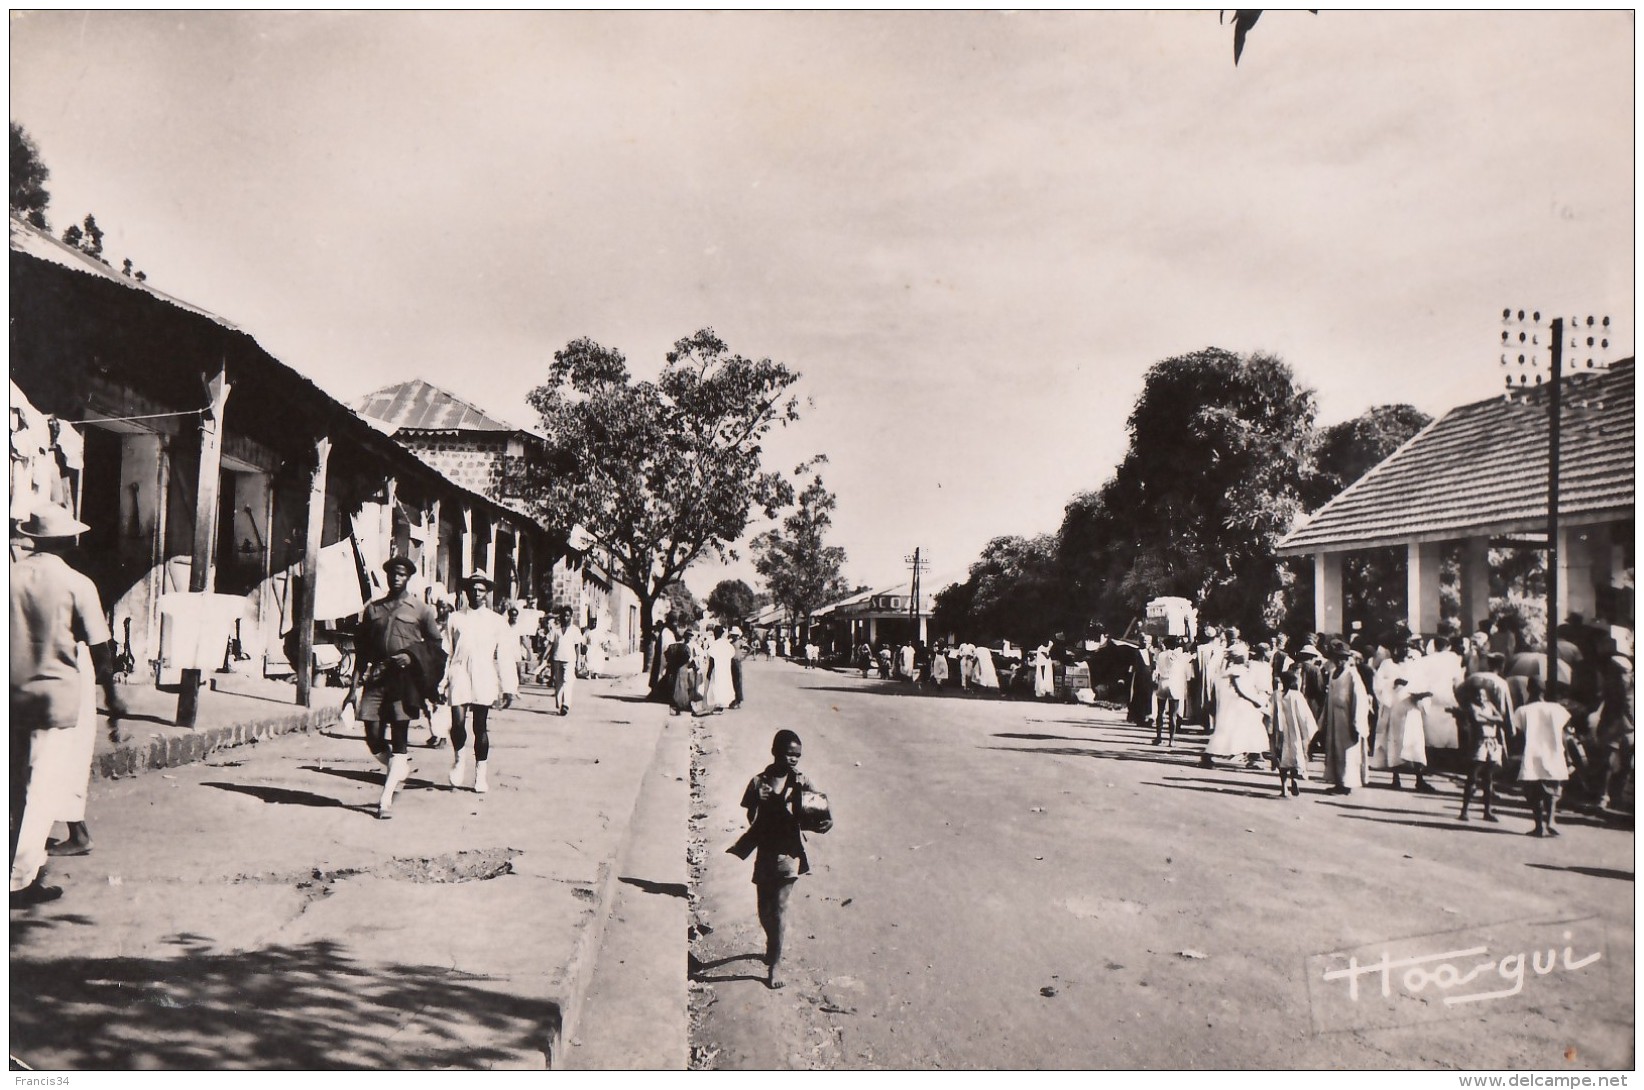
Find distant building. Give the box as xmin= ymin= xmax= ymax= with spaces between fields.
xmin=1278 ymin=359 xmax=1634 ymax=635
xmin=354 ymin=379 xmax=641 ymax=654
xmin=8 ymin=217 xmax=565 ymax=690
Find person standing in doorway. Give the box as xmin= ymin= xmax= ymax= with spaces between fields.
xmin=350 ymin=555 xmax=446 ymax=820
xmin=444 ymin=572 xmax=517 ymax=794
xmin=11 ymin=505 xmax=126 ymax=906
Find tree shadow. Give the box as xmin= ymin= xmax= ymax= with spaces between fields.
xmin=1524 ymin=863 xmax=1633 ymax=882
xmin=200 ymin=782 xmax=378 ymax=815
xmin=8 ymin=938 xmax=560 ymax=1069
xmin=9 ymin=913 xmax=96 ymax=939
xmin=687 ymin=950 xmax=766 ymax=985
xmin=618 ymin=876 xmax=688 ymax=899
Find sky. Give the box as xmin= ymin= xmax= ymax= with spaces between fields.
xmin=9 ymin=10 xmax=1634 ymax=600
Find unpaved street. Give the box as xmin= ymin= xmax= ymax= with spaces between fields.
xmin=688 ymin=660 xmax=1634 ymax=1070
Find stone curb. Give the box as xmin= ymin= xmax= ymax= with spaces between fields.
xmin=92 ymin=704 xmax=342 ymax=781
xmin=547 ymin=712 xmax=680 ymax=1068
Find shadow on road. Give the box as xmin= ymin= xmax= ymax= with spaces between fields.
xmin=596 ymin=693 xmax=656 ymax=704
xmin=8 ymin=938 xmax=560 ymax=1069
xmin=619 ymin=876 xmax=688 ymax=898
xmin=1335 ymin=812 xmax=1522 ymax=835
xmin=1140 ymin=779 xmax=1277 ymax=800
xmin=1524 ymin=863 xmax=1633 ymax=882
xmin=688 ymin=950 xmax=766 ymax=985
xmin=201 ymin=781 xmax=380 ymax=815
xmin=979 ymin=744 xmax=1202 ymax=771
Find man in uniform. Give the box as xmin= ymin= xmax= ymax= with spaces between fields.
xmin=349 ymin=555 xmax=445 ymax=819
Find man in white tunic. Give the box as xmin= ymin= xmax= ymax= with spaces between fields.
xmin=550 ymin=607 xmax=583 ymax=716
xmin=444 ymin=572 xmax=517 ymax=793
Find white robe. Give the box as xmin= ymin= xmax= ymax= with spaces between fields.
xmin=972 ymin=646 xmax=999 ymax=690
xmin=1033 ymin=646 xmax=1054 ymax=698
xmin=703 ymin=636 xmax=736 ymax=710
xmin=445 ymin=607 xmax=517 ymax=708
xmin=1406 ymin=651 xmax=1464 ymax=749
xmin=1206 ymin=665 xmax=1272 ymax=756
xmin=1515 ymin=701 xmax=1572 ymax=782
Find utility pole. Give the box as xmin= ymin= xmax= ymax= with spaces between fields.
xmin=904 ymin=548 xmax=930 ymax=643
xmin=1501 ymin=309 xmax=1612 ymax=702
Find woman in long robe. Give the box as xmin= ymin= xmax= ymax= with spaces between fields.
xmin=1321 ymin=644 xmax=1370 ymax=794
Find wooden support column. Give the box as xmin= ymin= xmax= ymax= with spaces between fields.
xmin=295 ymin=434 xmax=332 ymax=708
xmin=176 ymin=365 xmax=231 ymax=728
xmin=421 ymin=499 xmax=439 ymax=590
xmin=461 ymin=506 xmax=475 ymax=582
xmin=1406 ymin=540 xmax=1443 ymax=636
xmin=382 ymin=475 xmax=398 ymax=568
xmin=1314 ymin=552 xmax=1343 ymax=636
xmin=1459 ymin=535 xmax=1492 ymax=636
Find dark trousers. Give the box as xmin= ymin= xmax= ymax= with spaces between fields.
xmin=731 ymin=656 xmax=744 ymax=703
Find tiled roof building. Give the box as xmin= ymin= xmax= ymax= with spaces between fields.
xmin=1278 ymin=360 xmax=1635 ymax=635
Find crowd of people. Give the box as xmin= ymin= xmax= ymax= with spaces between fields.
xmin=10 ymin=504 xmax=620 ymax=909
xmin=647 ymin=613 xmax=746 ymax=716
xmin=817 ymin=618 xmax=1633 ymax=830
xmin=345 ymin=563 xmax=614 ymax=819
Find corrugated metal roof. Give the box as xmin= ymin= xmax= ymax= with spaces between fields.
xmin=9 ymin=217 xmax=239 ymax=329
xmin=8 ymin=218 xmax=555 ymax=542
xmin=354 ymin=378 xmax=516 ymax=432
xmin=1278 ymin=359 xmax=1634 ymax=554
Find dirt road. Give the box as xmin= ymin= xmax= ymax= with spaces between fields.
xmin=687 ymin=661 xmax=1633 ymax=1070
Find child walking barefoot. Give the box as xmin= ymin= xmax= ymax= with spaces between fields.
xmin=1273 ymin=666 xmax=1319 ymax=798
xmin=729 ymin=730 xmax=831 ymax=989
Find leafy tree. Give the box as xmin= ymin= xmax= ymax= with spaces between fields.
xmin=1065 ymin=347 xmax=1318 ymax=634
xmin=62 ymin=213 xmax=107 ymax=263
xmin=932 ymin=533 xmax=1065 ymax=647
xmin=524 ymin=329 xmax=800 ymax=667
xmin=751 ymin=464 xmax=849 ymax=646
xmin=662 ymin=581 xmax=702 ymax=626
xmin=9 ymin=122 xmax=50 ymax=229
xmin=1302 ymin=403 xmax=1431 ymax=510
xmin=706 ymin=578 xmax=759 ymax=628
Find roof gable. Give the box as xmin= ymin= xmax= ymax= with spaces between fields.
xmin=354 ymin=378 xmax=517 ymax=433
xmin=1279 ymin=360 xmax=1635 ymax=553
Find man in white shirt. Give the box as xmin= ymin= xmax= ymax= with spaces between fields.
xmin=551 ymin=607 xmax=583 ymax=716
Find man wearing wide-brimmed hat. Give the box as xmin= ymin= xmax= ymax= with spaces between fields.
xmin=10 ymin=503 xmax=127 ymax=907
xmin=443 ymin=570 xmax=517 ymax=794
xmin=348 ymin=554 xmax=445 ymax=819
